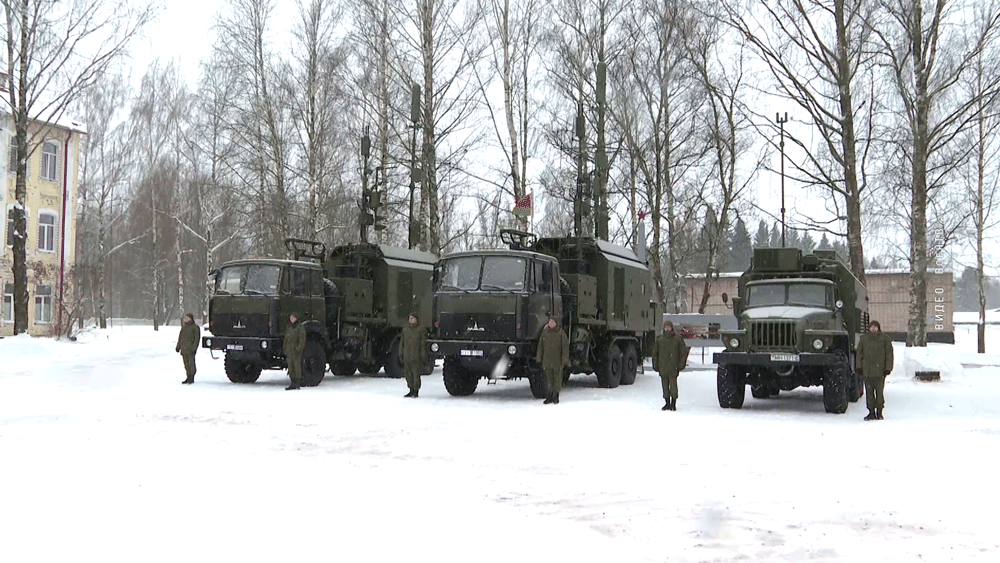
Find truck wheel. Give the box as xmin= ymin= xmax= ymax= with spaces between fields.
xmin=300 ymin=341 xmax=326 ymax=387
xmin=823 ymin=353 xmax=850 ymax=414
xmin=330 ymin=361 xmax=356 ymax=376
xmin=596 ymin=342 xmax=622 ymax=388
xmin=620 ymin=343 xmax=638 ymax=385
xmin=224 ymin=355 xmax=261 ymax=384
xmin=717 ymin=364 xmax=745 ymax=408
xmin=848 ymin=369 xmax=863 ymax=403
xmin=443 ymin=358 xmax=478 ymax=396
xmin=528 ymin=368 xmax=549 ymax=399
xmin=383 ymin=335 xmax=404 ymax=379
xmin=357 ymin=362 xmax=382 ymax=376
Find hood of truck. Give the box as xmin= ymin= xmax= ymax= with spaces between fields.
xmin=209 ymin=296 xmax=276 ymax=337
xmin=435 ymin=293 xmax=522 ymax=341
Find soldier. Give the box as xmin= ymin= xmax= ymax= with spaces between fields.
xmin=536 ymin=312 xmax=569 ymax=404
xmin=283 ymin=313 xmax=306 ymax=391
xmin=653 ymin=320 xmax=689 ymax=411
xmin=858 ymin=319 xmax=894 ymax=420
xmin=175 ymin=313 xmax=200 ymax=384
xmin=400 ymin=312 xmax=427 ymax=398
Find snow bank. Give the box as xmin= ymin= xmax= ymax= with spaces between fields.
xmin=898 ymin=344 xmax=965 ymax=381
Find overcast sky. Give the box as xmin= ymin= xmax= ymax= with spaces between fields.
xmin=129 ymin=0 xmax=225 ymax=88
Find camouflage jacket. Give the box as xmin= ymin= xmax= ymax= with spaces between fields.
xmin=283 ymin=322 xmax=306 ymax=358
xmin=653 ymin=332 xmax=688 ymax=376
xmin=536 ymin=327 xmax=570 ymax=372
xmin=400 ymin=324 xmax=427 ymax=366
xmin=858 ymin=332 xmax=893 ymax=378
xmin=176 ymin=322 xmax=200 ymax=355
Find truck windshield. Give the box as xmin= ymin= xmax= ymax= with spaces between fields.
xmin=747 ymin=283 xmax=830 ymax=308
xmin=436 ymin=256 xmax=527 ymax=291
xmin=216 ymin=264 xmax=281 ymax=296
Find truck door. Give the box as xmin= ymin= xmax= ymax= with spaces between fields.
xmin=281 ymin=266 xmax=320 ymax=327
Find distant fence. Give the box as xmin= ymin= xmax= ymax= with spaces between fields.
xmin=662 ymin=314 xmax=736 ymax=348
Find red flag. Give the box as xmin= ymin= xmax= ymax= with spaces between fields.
xmin=513 ymin=193 xmax=532 ymax=217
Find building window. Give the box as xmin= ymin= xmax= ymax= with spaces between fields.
xmin=35 ymin=285 xmax=52 ymax=324
xmin=38 ymin=212 xmax=56 ymax=252
xmin=6 ymin=207 xmax=28 ymax=248
xmin=2 ymin=283 xmax=12 ymax=323
xmin=41 ymin=142 xmax=58 ymax=181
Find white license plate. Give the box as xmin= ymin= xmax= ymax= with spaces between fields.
xmin=460 ymin=349 xmax=484 ymax=357
xmin=771 ymin=353 xmax=799 ymax=362
xmin=226 ymin=344 xmax=244 ymax=351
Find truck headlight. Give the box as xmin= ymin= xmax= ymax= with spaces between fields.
xmin=728 ymin=337 xmax=740 ymax=349
xmin=507 ymin=345 xmax=517 ymax=355
xmin=261 ymin=341 xmax=268 ymax=349
xmin=430 ymin=343 xmax=439 ymax=353
xmin=812 ymin=338 xmax=824 ymax=350
xmin=205 ymin=338 xmax=212 ymax=347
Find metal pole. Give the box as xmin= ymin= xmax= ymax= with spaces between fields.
xmin=777 ymin=112 xmax=788 ymax=247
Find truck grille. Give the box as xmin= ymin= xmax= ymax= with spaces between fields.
xmin=211 ymin=312 xmax=271 ymax=337
xmin=749 ymin=321 xmax=796 ymax=350
xmin=437 ymin=313 xmax=516 ymax=341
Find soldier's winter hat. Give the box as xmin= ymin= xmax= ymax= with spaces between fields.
xmin=869 ymin=320 xmax=881 ymax=331
xmin=663 ymin=320 xmax=674 ymax=330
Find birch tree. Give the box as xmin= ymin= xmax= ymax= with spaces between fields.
xmin=1 ymin=0 xmax=155 ymax=334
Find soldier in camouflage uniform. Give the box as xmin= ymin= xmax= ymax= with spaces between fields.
xmin=857 ymin=319 xmax=893 ymax=420
xmin=653 ymin=320 xmax=689 ymax=411
xmin=400 ymin=312 xmax=427 ymax=398
xmin=283 ymin=313 xmax=306 ymax=391
xmin=176 ymin=313 xmax=200 ymax=384
xmin=536 ymin=313 xmax=570 ymax=404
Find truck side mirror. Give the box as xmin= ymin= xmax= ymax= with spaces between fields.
xmin=721 ymin=292 xmax=728 ymax=303
xmin=731 ymin=296 xmax=742 ymax=316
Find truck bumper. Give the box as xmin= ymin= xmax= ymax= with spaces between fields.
xmin=429 ymin=340 xmax=535 ymax=362
xmin=202 ymin=335 xmax=282 ymax=356
xmin=713 ymin=351 xmax=837 ymax=367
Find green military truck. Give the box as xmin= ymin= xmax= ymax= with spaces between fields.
xmin=202 ymin=238 xmax=436 ymax=385
xmin=429 ymin=229 xmax=659 ymax=398
xmin=713 ymin=247 xmax=868 ymax=413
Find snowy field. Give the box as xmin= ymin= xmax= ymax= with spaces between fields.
xmin=2 ymin=322 xmax=999 ymax=562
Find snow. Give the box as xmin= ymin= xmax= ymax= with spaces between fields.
xmin=2 ymin=324 xmax=999 ymax=562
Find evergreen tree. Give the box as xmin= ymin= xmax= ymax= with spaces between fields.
xmin=769 ymin=222 xmax=781 ymax=247
xmin=754 ymin=219 xmax=769 ymax=247
xmin=727 ymin=216 xmax=752 ymax=272
xmin=800 ymin=232 xmax=816 ymax=254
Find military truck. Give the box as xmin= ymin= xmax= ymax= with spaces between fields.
xmin=713 ymin=247 xmax=868 ymax=413
xmin=429 ymin=229 xmax=659 ymax=398
xmin=202 ymin=238 xmax=436 ymax=385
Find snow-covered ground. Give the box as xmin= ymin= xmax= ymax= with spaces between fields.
xmin=2 ymin=323 xmax=999 ymax=562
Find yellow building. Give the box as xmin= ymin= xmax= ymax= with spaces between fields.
xmin=1 ymin=115 xmax=85 ymax=336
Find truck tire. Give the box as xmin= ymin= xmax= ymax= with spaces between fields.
xmin=224 ymin=354 xmax=261 ymax=384
xmin=596 ymin=342 xmax=622 ymax=388
xmin=357 ymin=362 xmax=382 ymax=376
xmin=848 ymin=369 xmax=863 ymax=403
xmin=330 ymin=360 xmax=356 ymax=376
xmin=443 ymin=358 xmax=478 ymax=396
xmin=528 ymin=367 xmax=549 ymax=399
xmin=300 ymin=340 xmax=326 ymax=387
xmin=823 ymin=353 xmax=850 ymax=414
xmin=383 ymin=335 xmax=404 ymax=379
xmin=717 ymin=364 xmax=745 ymax=408
xmin=620 ymin=343 xmax=638 ymax=385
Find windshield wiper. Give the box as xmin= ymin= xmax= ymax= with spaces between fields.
xmin=440 ymin=283 xmax=473 ymax=294
xmin=244 ymin=289 xmax=266 ymax=296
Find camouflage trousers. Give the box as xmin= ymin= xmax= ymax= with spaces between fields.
xmin=405 ymin=363 xmax=422 ymax=392
xmin=660 ymin=371 xmax=679 ymax=400
xmin=182 ymin=353 xmax=196 ymax=380
xmin=864 ymin=376 xmax=886 ymax=410
xmin=287 ymin=356 xmax=302 ymax=385
xmin=545 ymin=366 xmax=563 ymax=394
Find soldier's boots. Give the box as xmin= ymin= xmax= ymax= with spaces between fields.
xmin=404 ymin=390 xmax=415 ymax=398
xmin=864 ymin=409 xmax=876 ymax=421
xmin=412 ymin=389 xmax=418 ymax=398
xmin=552 ymin=392 xmax=559 ymax=404
xmin=543 ymin=393 xmax=553 ymax=404
xmin=285 ymin=382 xmax=300 ymax=391
xmin=182 ymin=378 xmax=193 ymax=384
xmin=661 ymin=400 xmax=670 ymax=411
xmin=671 ymin=398 xmax=677 ymax=411
xmin=876 ymin=408 xmax=883 ymax=420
